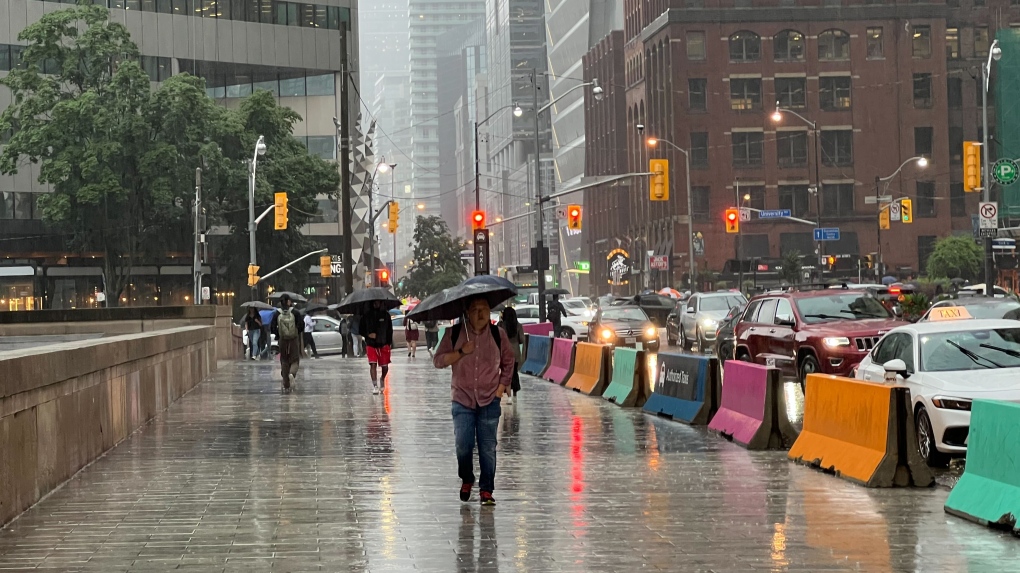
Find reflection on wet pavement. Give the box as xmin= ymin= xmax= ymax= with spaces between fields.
xmin=0 ymin=355 xmax=1017 ymax=572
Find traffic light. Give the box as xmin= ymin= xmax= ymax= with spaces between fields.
xmin=963 ymin=141 xmax=981 ymax=193
xmin=864 ymin=254 xmax=874 ymax=270
xmin=274 ymin=192 xmax=288 ymax=230
xmin=247 ymin=264 xmax=260 ymax=287
xmin=879 ymin=206 xmax=890 ymax=230
xmin=900 ymin=198 xmax=913 ymax=223
xmin=378 ymin=268 xmax=390 ymax=287
xmin=826 ymin=255 xmax=836 ymax=269
xmin=649 ymin=158 xmax=670 ymax=201
xmin=471 ymin=210 xmax=485 ymax=230
xmin=724 ymin=208 xmax=739 ymax=234
xmin=388 ymin=201 xmax=399 ymax=233
xmin=320 ymin=255 xmax=331 ymax=278
xmin=566 ymin=204 xmax=582 ymax=230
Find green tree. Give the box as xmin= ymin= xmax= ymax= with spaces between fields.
xmin=398 ymin=215 xmax=467 ymax=298
xmin=925 ymin=236 xmax=983 ymax=281
xmin=780 ymin=250 xmax=803 ymax=284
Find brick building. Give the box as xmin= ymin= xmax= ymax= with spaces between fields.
xmin=582 ymin=0 xmax=1010 ymax=294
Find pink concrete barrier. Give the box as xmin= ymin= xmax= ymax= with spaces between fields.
xmin=542 ymin=338 xmax=576 ymax=385
xmin=707 ymin=360 xmax=798 ymax=450
xmin=522 ymin=322 xmax=553 ymax=336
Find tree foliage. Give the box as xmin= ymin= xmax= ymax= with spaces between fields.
xmin=780 ymin=250 xmax=803 ymax=284
xmin=0 ymin=5 xmax=338 ymax=303
xmin=398 ymin=215 xmax=467 ymax=299
xmin=925 ymin=236 xmax=983 ymax=281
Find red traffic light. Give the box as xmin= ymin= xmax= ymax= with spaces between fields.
xmin=569 ymin=207 xmax=580 ymax=217
xmin=471 ymin=210 xmax=485 ymax=230
xmin=727 ymin=212 xmax=737 ymax=222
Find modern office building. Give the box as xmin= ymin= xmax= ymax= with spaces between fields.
xmin=0 ymin=0 xmax=362 ymax=309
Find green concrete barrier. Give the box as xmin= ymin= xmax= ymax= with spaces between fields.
xmin=944 ymin=400 xmax=1020 ymax=534
xmin=602 ymin=347 xmax=649 ymax=408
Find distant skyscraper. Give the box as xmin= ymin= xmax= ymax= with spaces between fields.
xmin=408 ymin=1 xmax=487 ymax=217
xmin=358 ymin=1 xmax=409 ymax=99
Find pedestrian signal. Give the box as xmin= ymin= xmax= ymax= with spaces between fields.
xmin=725 ymin=208 xmax=739 ymax=234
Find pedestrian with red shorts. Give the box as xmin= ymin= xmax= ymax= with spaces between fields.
xmin=360 ymin=300 xmax=394 ymax=394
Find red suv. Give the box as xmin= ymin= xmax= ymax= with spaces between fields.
xmin=734 ymin=288 xmax=907 ymax=385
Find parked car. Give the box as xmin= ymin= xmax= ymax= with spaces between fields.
xmin=957 ymin=284 xmax=1010 ymax=298
xmin=562 ymin=298 xmax=594 ymax=319
xmin=919 ymin=298 xmax=1020 ymax=322
xmin=856 ymin=318 xmax=1020 ymax=466
xmin=666 ymin=291 xmax=746 ymax=351
xmin=588 ymin=306 xmax=659 ymax=351
xmin=610 ymin=294 xmax=675 ymax=327
xmin=511 ymin=304 xmax=590 ymax=338
xmin=734 ymin=287 xmax=907 ymax=385
xmin=714 ymin=303 xmax=747 ymax=363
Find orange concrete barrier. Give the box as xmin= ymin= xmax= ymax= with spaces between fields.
xmin=565 ymin=342 xmax=610 ymax=396
xmin=788 ymin=374 xmax=933 ymax=488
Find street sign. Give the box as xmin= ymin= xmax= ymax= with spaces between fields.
xmin=993 ymin=238 xmax=1016 ymax=250
xmin=889 ymin=202 xmax=901 ymax=221
xmin=864 ymin=195 xmax=893 ymax=205
xmin=555 ymin=205 xmax=568 ymax=220
xmin=979 ymin=228 xmax=999 ymax=238
xmin=979 ymin=201 xmax=998 ymax=230
xmin=201 ymin=286 xmax=211 ymax=301
xmin=474 ymin=229 xmax=490 ymax=275
xmin=649 ymin=255 xmax=668 ymax=270
xmin=739 ymin=208 xmax=751 ymax=222
xmin=993 ymin=159 xmax=1020 ymax=186
xmin=813 ymin=228 xmax=841 ymax=241
xmin=757 ymin=209 xmax=792 ymax=219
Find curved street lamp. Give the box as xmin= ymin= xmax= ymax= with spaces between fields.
xmin=874 ymin=156 xmax=928 ymax=279
xmin=646 ymin=137 xmax=698 ymax=292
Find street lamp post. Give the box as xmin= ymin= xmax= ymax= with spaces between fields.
xmin=381 ymin=162 xmax=397 ymax=284
xmin=983 ymin=39 xmax=1003 ymax=297
xmin=248 ymin=135 xmax=266 ymax=295
xmin=874 ymin=156 xmax=928 ymax=280
xmin=474 ymin=105 xmax=524 ymax=212
xmin=646 ymin=137 xmax=697 ymax=293
xmin=772 ymin=103 xmax=822 ymax=262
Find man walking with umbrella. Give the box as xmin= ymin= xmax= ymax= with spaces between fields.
xmin=360 ymin=301 xmax=394 ymax=394
xmin=270 ymin=294 xmax=304 ymax=391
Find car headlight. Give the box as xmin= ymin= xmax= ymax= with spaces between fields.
xmin=645 ymin=327 xmax=657 ymax=337
xmin=823 ymin=337 xmax=851 ymax=348
xmin=932 ymin=397 xmax=972 ymax=411
xmin=701 ymin=318 xmax=718 ymax=329
xmin=580 ymin=321 xmax=589 ymax=327
xmin=600 ymin=328 xmax=614 ymax=340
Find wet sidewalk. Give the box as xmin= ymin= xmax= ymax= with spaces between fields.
xmin=1 ymin=353 xmax=1018 ymax=572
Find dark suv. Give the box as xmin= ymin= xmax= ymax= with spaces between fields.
xmin=734 ymin=288 xmax=907 ymax=384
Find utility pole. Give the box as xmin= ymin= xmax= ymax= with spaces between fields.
xmin=193 ymin=167 xmax=202 ymax=305
xmin=336 ymin=35 xmax=354 ymax=297
xmin=736 ymin=179 xmax=743 ymax=290
xmin=533 ymin=69 xmax=547 ymax=323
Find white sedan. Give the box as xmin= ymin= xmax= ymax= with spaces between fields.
xmin=513 ymin=304 xmax=590 ymax=339
xmin=855 ymin=318 xmax=1020 ymax=466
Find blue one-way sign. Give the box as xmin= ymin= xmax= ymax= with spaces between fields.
xmin=758 ymin=209 xmax=792 ymax=219
xmin=814 ymin=227 xmax=841 ymax=241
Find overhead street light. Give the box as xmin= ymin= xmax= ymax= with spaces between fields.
xmin=873 ymin=156 xmax=928 ymax=279
xmin=644 ymin=136 xmax=698 ymax=293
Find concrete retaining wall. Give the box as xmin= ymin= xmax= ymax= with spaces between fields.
xmin=0 ymin=326 xmax=217 ymax=527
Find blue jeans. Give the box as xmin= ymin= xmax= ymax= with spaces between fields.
xmin=452 ymin=400 xmax=501 ymax=493
xmin=248 ymin=329 xmax=260 ymax=358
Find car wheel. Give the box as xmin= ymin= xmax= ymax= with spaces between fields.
xmin=736 ymin=349 xmax=751 ymax=362
xmin=916 ymin=407 xmax=950 ymax=468
xmin=559 ymin=327 xmax=575 ymax=339
xmin=680 ymin=328 xmax=690 ymax=351
xmin=798 ymin=354 xmax=820 ymax=391
xmin=718 ymin=342 xmax=733 ymax=363
xmin=667 ymin=329 xmax=677 ymax=346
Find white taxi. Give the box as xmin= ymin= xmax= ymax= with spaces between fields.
xmin=855 ymin=308 xmax=1020 ymax=466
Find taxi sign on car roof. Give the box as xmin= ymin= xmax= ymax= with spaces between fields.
xmin=928 ymin=306 xmax=973 ymax=321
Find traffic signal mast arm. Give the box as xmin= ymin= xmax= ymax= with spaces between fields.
xmin=254 ymin=203 xmax=278 ymax=225
xmin=256 ymin=248 xmax=329 ymax=284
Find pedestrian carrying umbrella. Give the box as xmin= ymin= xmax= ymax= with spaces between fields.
xmin=331 ymin=287 xmax=401 ymax=315
xmin=269 ymin=291 xmax=308 ymax=304
xmin=304 ymin=302 xmax=328 ymax=314
xmin=405 ymin=281 xmax=516 ymax=322
xmin=545 ymin=287 xmax=570 ymax=297
xmin=241 ymin=301 xmax=274 ymax=310
xmin=463 ymin=275 xmax=518 ymax=293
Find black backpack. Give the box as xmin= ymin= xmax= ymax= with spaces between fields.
xmin=450 ymin=322 xmax=502 ymax=350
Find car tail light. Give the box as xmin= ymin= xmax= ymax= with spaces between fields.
xmin=889 ymin=285 xmax=901 ymax=296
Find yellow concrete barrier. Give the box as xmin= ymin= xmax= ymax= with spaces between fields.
xmin=787 ymin=374 xmax=932 ymax=488
xmin=565 ymin=342 xmax=610 ymax=395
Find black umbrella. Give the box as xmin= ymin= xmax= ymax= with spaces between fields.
xmin=405 ymin=282 xmax=515 ymax=322
xmin=269 ymin=291 xmax=308 ymax=303
xmin=464 ymin=275 xmax=518 ymax=293
xmin=331 ymin=287 xmax=401 ymax=315
xmin=240 ymin=301 xmax=274 ymax=310
xmin=304 ymin=302 xmax=329 ymax=314
xmin=545 ymin=288 xmax=570 ymax=297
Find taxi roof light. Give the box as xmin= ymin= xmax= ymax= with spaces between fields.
xmin=928 ymin=306 xmax=973 ymax=321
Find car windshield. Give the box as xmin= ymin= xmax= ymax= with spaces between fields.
xmin=958 ymin=301 xmax=1020 ymax=319
xmin=920 ymin=328 xmax=1020 ymax=372
xmin=794 ymin=293 xmax=891 ymax=323
xmin=602 ymin=308 xmax=648 ymax=321
xmin=563 ymin=300 xmax=586 ymax=309
xmin=700 ymin=296 xmax=746 ymax=312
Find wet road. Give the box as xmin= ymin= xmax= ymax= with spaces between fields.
xmin=1 ymin=353 xmax=1017 ymax=572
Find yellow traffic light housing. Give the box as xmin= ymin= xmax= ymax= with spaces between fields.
xmin=900 ymin=198 xmax=913 ymax=223
xmin=320 ymin=255 xmax=331 ymax=278
xmin=388 ymin=201 xmax=399 ymax=233
xmin=274 ymin=192 xmax=288 ymax=230
xmin=566 ymin=204 xmax=582 ymax=230
xmin=879 ymin=207 xmax=890 ymax=230
xmin=649 ymin=159 xmax=669 ymax=201
xmin=963 ymin=141 xmax=981 ymax=193
xmin=724 ymin=208 xmax=739 ymax=234
xmin=247 ymin=264 xmax=260 ymax=287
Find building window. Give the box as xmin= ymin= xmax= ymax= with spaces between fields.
xmin=691 ymin=132 xmax=709 ymax=167
xmin=948 ymin=77 xmax=963 ymax=109
xmin=913 ymin=73 xmax=932 ymax=108
xmin=917 ymin=181 xmax=936 ymax=218
xmin=975 ymin=27 xmax=990 ymax=58
xmin=687 ymin=31 xmax=706 ymax=61
xmin=822 ymin=183 xmax=855 ymax=217
xmin=913 ymin=25 xmax=932 ymax=58
xmin=774 ymin=30 xmax=805 ymax=61
xmin=779 ymin=185 xmax=810 ymax=217
xmin=818 ymin=29 xmax=850 ymax=61
xmin=777 ymin=131 xmax=808 ymax=167
xmin=689 ymin=78 xmax=707 ymax=111
xmin=692 ymin=186 xmax=711 ymax=218
xmin=951 ymin=183 xmax=966 ymax=216
xmin=732 ymin=131 xmax=764 ymax=167
xmin=729 ymin=31 xmax=761 ymax=62
xmin=918 ymin=235 xmax=937 ymax=273
xmin=775 ymin=77 xmax=806 ymax=109
xmin=867 ymin=27 xmax=884 ymax=59
xmin=819 ymin=76 xmax=852 ymax=110
xmin=730 ymin=77 xmax=762 ymax=111
xmin=950 ymin=126 xmax=964 ymax=163
xmin=746 ymin=186 xmax=766 ymax=210
xmin=306 ymin=136 xmax=335 ymax=159
xmin=821 ymin=130 xmax=854 ymax=166
xmin=915 ymin=126 xmax=933 ymax=157
xmin=946 ymin=27 xmax=960 ymax=59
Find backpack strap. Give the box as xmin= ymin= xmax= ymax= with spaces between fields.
xmin=490 ymin=324 xmax=502 ymax=350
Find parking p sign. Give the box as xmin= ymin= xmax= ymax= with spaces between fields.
xmin=993 ymin=159 xmax=1020 ymax=186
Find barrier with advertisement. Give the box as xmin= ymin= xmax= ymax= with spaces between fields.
xmin=542 ymin=338 xmax=576 ymax=385
xmin=520 ymin=335 xmax=553 ymax=377
xmin=707 ymin=361 xmax=798 ymax=450
xmin=788 ymin=374 xmax=933 ymax=488
xmin=602 ymin=347 xmax=649 ymax=407
xmin=944 ymin=400 xmax=1020 ymax=534
xmin=565 ymin=343 xmax=610 ymax=396
xmin=642 ymin=353 xmax=720 ymax=425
